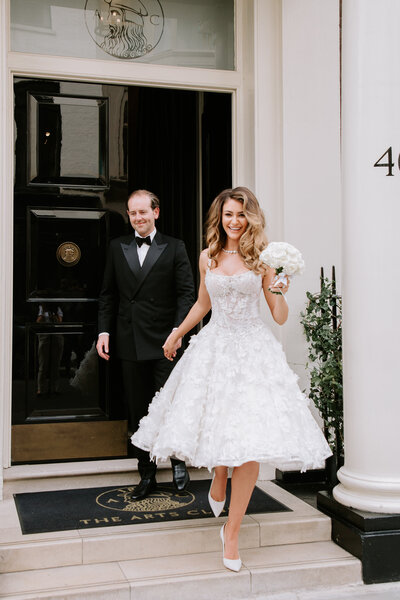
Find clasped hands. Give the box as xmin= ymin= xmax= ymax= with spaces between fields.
xmin=163 ymin=331 xmax=182 ymax=361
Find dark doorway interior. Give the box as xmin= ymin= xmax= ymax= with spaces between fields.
xmin=12 ymin=77 xmax=232 ymax=463
xmin=127 ymin=87 xmax=232 ymax=270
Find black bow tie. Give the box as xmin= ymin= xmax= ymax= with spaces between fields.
xmin=135 ymin=236 xmax=152 ymax=247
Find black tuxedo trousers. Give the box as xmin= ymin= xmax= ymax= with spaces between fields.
xmin=121 ymin=356 xmax=177 ymax=467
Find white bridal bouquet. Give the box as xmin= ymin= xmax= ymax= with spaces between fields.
xmin=260 ymin=242 xmax=305 ymax=294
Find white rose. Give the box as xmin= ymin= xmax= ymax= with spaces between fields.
xmin=260 ymin=242 xmax=305 ymax=276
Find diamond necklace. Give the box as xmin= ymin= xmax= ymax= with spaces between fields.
xmin=222 ymin=248 xmax=239 ymax=254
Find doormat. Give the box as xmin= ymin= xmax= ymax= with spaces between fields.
xmin=14 ymin=479 xmax=291 ymax=534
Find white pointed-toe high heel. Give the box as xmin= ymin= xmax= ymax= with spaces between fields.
xmin=208 ymin=472 xmax=226 ymax=517
xmin=220 ymin=523 xmax=242 ymax=572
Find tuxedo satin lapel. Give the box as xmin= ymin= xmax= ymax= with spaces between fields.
xmin=121 ymin=238 xmax=141 ymax=281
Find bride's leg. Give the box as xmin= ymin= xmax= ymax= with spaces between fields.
xmin=210 ymin=466 xmax=228 ymax=502
xmin=224 ymin=461 xmax=259 ymax=559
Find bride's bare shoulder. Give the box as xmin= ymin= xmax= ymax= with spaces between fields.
xmin=198 ymin=248 xmax=208 ymax=267
xmin=200 ymin=248 xmax=210 ymax=262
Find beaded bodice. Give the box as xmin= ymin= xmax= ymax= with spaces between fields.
xmin=205 ymin=268 xmax=263 ymax=330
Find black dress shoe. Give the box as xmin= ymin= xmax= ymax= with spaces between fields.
xmin=172 ymin=462 xmax=190 ymax=491
xmin=129 ymin=477 xmax=157 ymax=500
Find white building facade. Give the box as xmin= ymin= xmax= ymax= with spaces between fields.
xmin=1 ymin=0 xmax=399 ymax=584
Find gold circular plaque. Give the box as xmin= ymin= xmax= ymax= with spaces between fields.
xmin=56 ymin=241 xmax=81 ymax=267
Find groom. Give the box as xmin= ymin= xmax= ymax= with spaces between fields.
xmin=97 ymin=189 xmax=195 ymax=500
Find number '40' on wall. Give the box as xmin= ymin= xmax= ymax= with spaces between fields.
xmin=373 ymin=147 xmax=400 ymax=176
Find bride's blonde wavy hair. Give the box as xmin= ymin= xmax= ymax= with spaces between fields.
xmin=205 ymin=187 xmax=268 ymax=273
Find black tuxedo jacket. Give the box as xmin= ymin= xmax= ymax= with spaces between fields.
xmin=98 ymin=231 xmax=195 ymax=361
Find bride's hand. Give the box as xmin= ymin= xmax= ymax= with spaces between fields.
xmin=162 ymin=331 xmax=182 ymax=361
xmin=269 ymin=272 xmax=290 ymax=295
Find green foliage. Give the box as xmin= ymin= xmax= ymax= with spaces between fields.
xmin=300 ymin=276 xmax=343 ymax=454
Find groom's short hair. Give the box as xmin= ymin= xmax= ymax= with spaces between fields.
xmin=127 ymin=189 xmax=160 ymax=210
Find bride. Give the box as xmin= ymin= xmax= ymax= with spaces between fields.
xmin=131 ymin=186 xmax=331 ymax=572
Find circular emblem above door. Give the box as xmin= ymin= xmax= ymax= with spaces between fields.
xmin=56 ymin=242 xmax=81 ymax=267
xmin=84 ymin=0 xmax=164 ymax=59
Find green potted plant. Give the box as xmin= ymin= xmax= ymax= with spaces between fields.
xmin=300 ymin=267 xmax=343 ymax=487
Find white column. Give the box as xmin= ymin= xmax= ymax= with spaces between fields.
xmin=0 ymin=0 xmax=13 ymax=500
xmin=334 ymin=0 xmax=400 ymax=513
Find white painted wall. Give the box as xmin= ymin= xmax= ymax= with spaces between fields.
xmin=280 ymin=0 xmax=341 ymax=394
xmin=252 ymin=0 xmax=340 ymax=476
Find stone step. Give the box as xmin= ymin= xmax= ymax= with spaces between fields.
xmin=1 ymin=459 xmax=276 ymax=498
xmin=0 ymin=482 xmax=332 ymax=574
xmin=0 ymin=476 xmax=362 ymax=599
xmin=0 ymin=541 xmax=361 ymax=600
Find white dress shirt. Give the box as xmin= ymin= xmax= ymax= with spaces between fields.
xmin=135 ymin=228 xmax=157 ymax=266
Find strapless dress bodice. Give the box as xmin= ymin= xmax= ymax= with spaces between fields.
xmin=205 ymin=268 xmax=262 ymax=330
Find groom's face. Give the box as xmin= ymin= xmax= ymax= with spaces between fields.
xmin=127 ymin=193 xmax=159 ymax=237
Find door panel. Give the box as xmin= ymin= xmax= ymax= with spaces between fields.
xmin=13 ymin=77 xmax=128 ymax=463
xmin=27 ymin=208 xmax=108 ymax=301
xmin=27 ymin=324 xmax=103 ymax=419
xmin=12 ymin=421 xmax=127 ymax=462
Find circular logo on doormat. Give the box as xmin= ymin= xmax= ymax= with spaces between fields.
xmin=56 ymin=241 xmax=81 ymax=267
xmin=84 ymin=0 xmax=164 ymax=59
xmin=96 ymin=485 xmax=195 ymax=513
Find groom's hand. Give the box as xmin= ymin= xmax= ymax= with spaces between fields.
xmin=96 ymin=333 xmax=110 ymax=360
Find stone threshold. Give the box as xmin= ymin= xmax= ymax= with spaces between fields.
xmin=3 ymin=458 xmax=161 ymax=482
xmin=3 ymin=458 xmax=275 ymax=483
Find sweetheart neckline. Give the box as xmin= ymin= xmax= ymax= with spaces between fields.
xmin=207 ymin=269 xmax=255 ymax=279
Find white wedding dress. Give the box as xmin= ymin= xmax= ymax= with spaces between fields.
xmin=131 ymin=267 xmax=332 ymax=471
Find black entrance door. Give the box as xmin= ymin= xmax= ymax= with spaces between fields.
xmin=12 ymin=77 xmax=231 ymax=463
